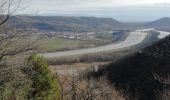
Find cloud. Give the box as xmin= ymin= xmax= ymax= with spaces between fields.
xmin=27 ymin=0 xmax=170 ymax=11
xmin=20 ymin=0 xmax=170 ymax=22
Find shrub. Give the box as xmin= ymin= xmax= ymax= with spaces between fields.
xmin=28 ymin=54 xmax=60 ymax=100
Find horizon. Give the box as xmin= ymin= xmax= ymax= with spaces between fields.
xmin=19 ymin=0 xmax=170 ymax=22
xmin=16 ymin=14 xmax=170 ymax=23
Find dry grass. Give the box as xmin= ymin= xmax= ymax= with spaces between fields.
xmin=47 ymin=48 xmax=137 ymax=65
xmin=49 ymin=62 xmax=110 ymax=75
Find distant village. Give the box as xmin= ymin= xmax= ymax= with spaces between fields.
xmin=38 ymin=29 xmax=130 ymax=41
xmin=43 ymin=31 xmax=96 ymax=40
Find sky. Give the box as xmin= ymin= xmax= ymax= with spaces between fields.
xmin=21 ymin=0 xmax=170 ymax=22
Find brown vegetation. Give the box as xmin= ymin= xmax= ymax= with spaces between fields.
xmin=47 ymin=49 xmax=137 ymax=65
xmin=56 ymin=74 xmax=126 ymax=100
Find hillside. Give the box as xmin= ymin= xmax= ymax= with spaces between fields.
xmin=9 ymin=16 xmax=170 ymax=32
xmin=88 ymin=35 xmax=170 ymax=100
xmin=10 ymin=16 xmax=127 ymax=32
xmin=144 ymin=17 xmax=170 ymax=31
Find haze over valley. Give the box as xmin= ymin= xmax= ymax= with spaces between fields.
xmin=1 ymin=0 xmax=170 ymax=100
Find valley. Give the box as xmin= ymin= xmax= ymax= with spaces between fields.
xmin=2 ymin=0 xmax=170 ymax=99
xmin=41 ymin=29 xmax=170 ymax=58
xmin=2 ymin=14 xmax=170 ymax=100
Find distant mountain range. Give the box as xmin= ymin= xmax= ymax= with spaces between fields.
xmin=144 ymin=17 xmax=170 ymax=31
xmin=10 ymin=16 xmax=127 ymax=32
xmin=9 ymin=16 xmax=170 ymax=32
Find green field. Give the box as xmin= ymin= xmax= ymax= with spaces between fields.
xmin=36 ymin=31 xmax=128 ymax=53
xmin=37 ymin=37 xmax=85 ymax=53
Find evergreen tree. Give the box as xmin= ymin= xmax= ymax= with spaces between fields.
xmin=28 ymin=54 xmax=60 ymax=100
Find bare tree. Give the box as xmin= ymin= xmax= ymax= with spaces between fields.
xmin=0 ymin=0 xmax=35 ymax=59
xmin=56 ymin=73 xmax=125 ymax=100
xmin=0 ymin=0 xmax=38 ymax=99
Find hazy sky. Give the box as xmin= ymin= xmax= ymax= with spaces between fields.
xmin=22 ymin=0 xmax=170 ymax=22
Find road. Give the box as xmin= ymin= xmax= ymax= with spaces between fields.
xmin=41 ymin=29 xmax=170 ymax=58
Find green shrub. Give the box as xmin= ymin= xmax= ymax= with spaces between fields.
xmin=28 ymin=54 xmax=60 ymax=100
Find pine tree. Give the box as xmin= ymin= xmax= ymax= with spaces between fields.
xmin=28 ymin=54 xmax=60 ymax=100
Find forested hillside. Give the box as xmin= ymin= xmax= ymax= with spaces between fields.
xmin=10 ymin=16 xmax=126 ymax=32
xmin=88 ymin=35 xmax=170 ymax=100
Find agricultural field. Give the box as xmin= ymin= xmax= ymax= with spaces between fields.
xmin=36 ymin=30 xmax=129 ymax=53
xmin=36 ymin=36 xmax=86 ymax=53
